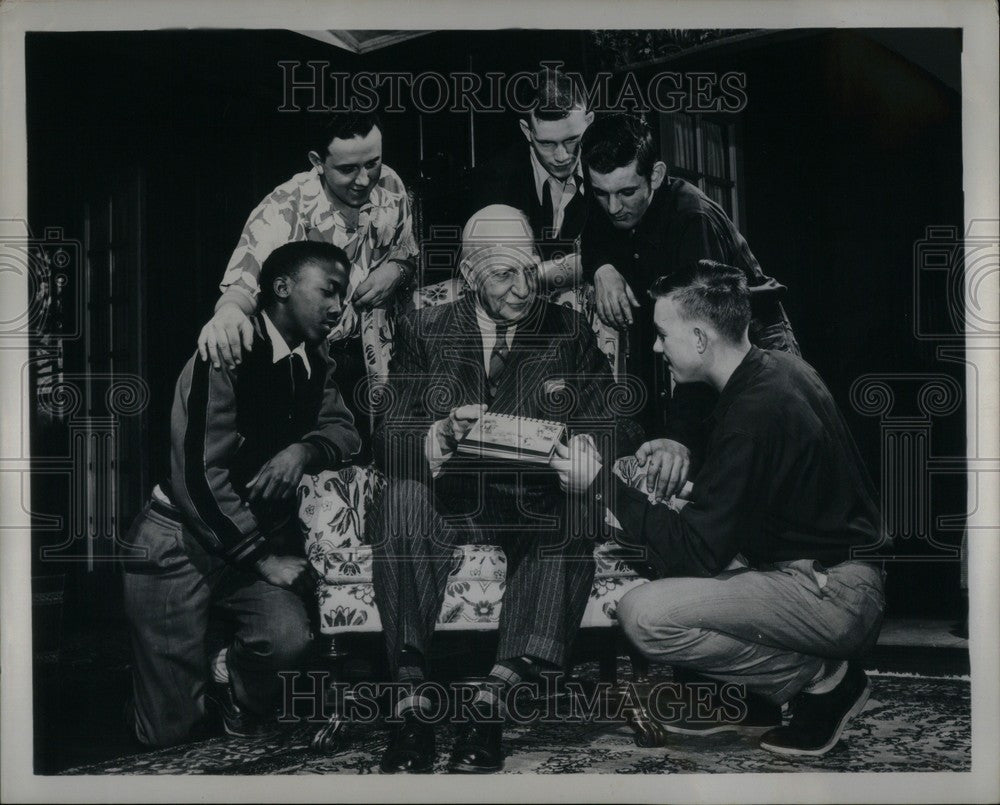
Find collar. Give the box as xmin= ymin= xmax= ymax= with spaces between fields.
xmin=473 ymin=301 xmax=517 ymax=343
xmin=630 ymin=183 xmax=671 ymax=243
xmin=709 ymin=346 xmax=766 ymax=424
xmin=262 ymin=312 xmax=311 ymax=379
xmin=528 ymin=147 xmax=584 ymax=205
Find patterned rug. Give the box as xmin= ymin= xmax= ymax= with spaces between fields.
xmin=63 ymin=666 xmax=970 ymax=775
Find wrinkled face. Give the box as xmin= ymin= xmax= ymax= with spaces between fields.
xmin=652 ymin=296 xmax=703 ymax=384
xmin=521 ymin=108 xmax=592 ymax=180
xmin=588 ymin=160 xmax=658 ymax=230
xmin=313 ymin=127 xmax=383 ymax=208
xmin=464 ymin=246 xmax=539 ymax=324
xmin=284 ymin=261 xmax=346 ymax=344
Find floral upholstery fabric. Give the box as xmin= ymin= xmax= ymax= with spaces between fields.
xmin=303 ymin=277 xmax=637 ymax=636
xmin=301 ymin=457 xmax=657 ymax=636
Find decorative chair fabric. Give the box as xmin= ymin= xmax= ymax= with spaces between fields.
xmin=302 ymin=277 xmax=637 ymax=636
xmin=301 ymin=457 xmax=659 ymax=636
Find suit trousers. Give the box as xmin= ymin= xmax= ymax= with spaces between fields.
xmin=370 ymin=476 xmax=596 ymax=676
xmin=616 ymin=558 xmax=885 ymax=704
xmin=121 ymin=500 xmax=312 ymax=747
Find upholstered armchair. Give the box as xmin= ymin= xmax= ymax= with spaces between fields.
xmin=298 ymin=272 xmax=659 ymax=750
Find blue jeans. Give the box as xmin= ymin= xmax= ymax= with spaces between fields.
xmin=121 ymin=500 xmax=312 ymax=747
xmin=616 ymin=558 xmax=885 ymax=704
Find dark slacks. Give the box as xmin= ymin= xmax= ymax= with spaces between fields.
xmin=370 ymin=477 xmax=596 ymax=676
xmin=121 ymin=500 xmax=312 ymax=747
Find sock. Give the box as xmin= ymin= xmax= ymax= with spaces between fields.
xmin=211 ymin=647 xmax=229 ymax=685
xmin=803 ymin=660 xmax=847 ymax=695
xmin=471 ymin=655 xmax=555 ymax=718
xmin=395 ymin=647 xmax=431 ymax=718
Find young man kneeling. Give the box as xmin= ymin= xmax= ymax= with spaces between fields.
xmin=122 ymin=241 xmax=360 ymax=747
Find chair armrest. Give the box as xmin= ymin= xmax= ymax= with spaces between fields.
xmin=550 ymin=283 xmax=621 ymax=379
xmin=299 ymin=465 xmax=386 ymax=581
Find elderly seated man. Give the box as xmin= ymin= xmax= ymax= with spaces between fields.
xmin=370 ymin=204 xmax=641 ymax=774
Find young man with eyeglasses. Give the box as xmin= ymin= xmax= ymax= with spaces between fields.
xmin=467 ymin=67 xmax=594 ymax=289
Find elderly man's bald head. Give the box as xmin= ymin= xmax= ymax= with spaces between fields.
xmin=460 ymin=204 xmax=538 ymax=264
xmin=460 ymin=205 xmax=540 ymax=323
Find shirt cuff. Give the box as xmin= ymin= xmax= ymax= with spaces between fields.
xmin=299 ymin=435 xmax=344 ymax=469
xmin=425 ymin=419 xmax=454 ymax=479
xmin=225 ymin=531 xmax=271 ymax=571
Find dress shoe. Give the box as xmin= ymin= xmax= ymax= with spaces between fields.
xmin=448 ymin=717 xmax=504 ymax=773
xmin=379 ymin=711 xmax=436 ymax=773
xmin=206 ymin=679 xmax=280 ymax=740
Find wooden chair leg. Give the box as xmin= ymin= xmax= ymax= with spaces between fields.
xmin=311 ymin=636 xmax=349 ymax=754
xmin=627 ymin=646 xmax=651 ymax=682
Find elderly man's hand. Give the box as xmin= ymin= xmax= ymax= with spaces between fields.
xmin=594 ymin=265 xmax=640 ymax=330
xmin=437 ymin=403 xmax=487 ymax=451
xmin=197 ymin=303 xmax=254 ymax=370
xmin=550 ymin=434 xmax=603 ymax=493
xmin=636 ymin=438 xmax=691 ymax=503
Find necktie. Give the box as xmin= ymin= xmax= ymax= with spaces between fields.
xmin=488 ymin=324 xmax=510 ymax=400
xmin=289 ymin=352 xmax=309 ymax=396
xmin=541 ymin=178 xmax=555 ymax=237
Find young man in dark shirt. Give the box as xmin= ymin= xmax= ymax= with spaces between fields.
xmin=555 ymin=262 xmax=885 ymax=757
xmin=122 ymin=241 xmax=361 ymax=747
xmin=580 ymin=113 xmax=799 ymax=496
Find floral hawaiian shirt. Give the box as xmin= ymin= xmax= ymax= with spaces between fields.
xmin=220 ymin=164 xmax=418 ymax=382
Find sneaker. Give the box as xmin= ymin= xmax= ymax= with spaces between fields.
xmin=759 ymin=662 xmax=870 ymax=757
xmin=206 ymin=680 xmax=280 ymax=740
xmin=660 ymin=684 xmax=783 ymax=736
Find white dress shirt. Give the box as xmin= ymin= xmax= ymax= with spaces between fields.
xmin=528 ymin=147 xmax=583 ymax=237
xmin=262 ymin=311 xmax=311 ymax=378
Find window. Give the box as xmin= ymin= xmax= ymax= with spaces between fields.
xmin=659 ymin=112 xmax=745 ymax=231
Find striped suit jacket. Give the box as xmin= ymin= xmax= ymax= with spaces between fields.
xmin=373 ymin=295 xmax=642 ymax=504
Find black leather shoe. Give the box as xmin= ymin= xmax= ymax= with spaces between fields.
xmin=380 ymin=712 xmax=436 ymax=774
xmin=206 ymin=680 xmax=280 ymax=740
xmin=448 ymin=718 xmax=504 ymax=773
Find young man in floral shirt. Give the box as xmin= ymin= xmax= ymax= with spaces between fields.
xmin=197 ymin=111 xmax=419 ymax=452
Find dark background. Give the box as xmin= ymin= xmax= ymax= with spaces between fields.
xmin=26 ymin=28 xmax=966 ymax=771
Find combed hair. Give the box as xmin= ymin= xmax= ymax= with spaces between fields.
xmin=313 ymin=111 xmax=381 ymax=157
xmin=526 ymin=67 xmax=589 ymax=122
xmin=651 ymin=260 xmax=751 ymax=344
xmin=581 ymin=113 xmax=658 ymax=179
xmin=258 ymin=241 xmax=350 ymax=309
